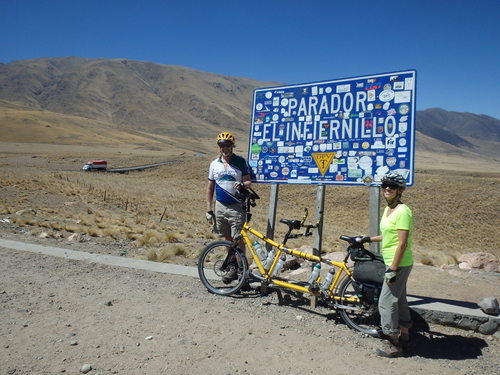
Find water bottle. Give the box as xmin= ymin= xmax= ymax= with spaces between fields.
xmin=321 ymin=268 xmax=335 ymax=292
xmin=253 ymin=241 xmax=267 ymax=262
xmin=272 ymin=255 xmax=287 ymax=276
xmin=308 ymin=263 xmax=321 ymax=284
xmin=263 ymin=248 xmax=276 ymax=269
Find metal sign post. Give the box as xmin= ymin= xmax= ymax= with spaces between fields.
xmin=265 ymin=184 xmax=279 ymax=251
xmin=311 ymin=184 xmax=325 ymax=307
xmin=313 ymin=185 xmax=325 ymax=256
xmin=369 ymin=186 xmax=381 ymax=254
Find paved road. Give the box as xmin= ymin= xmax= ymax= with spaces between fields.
xmin=106 ymin=160 xmax=175 ymax=173
xmin=0 ymin=238 xmax=198 ymax=278
xmin=0 ymin=238 xmax=498 ymax=334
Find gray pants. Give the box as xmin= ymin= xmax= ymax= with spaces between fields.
xmin=378 ymin=265 xmax=413 ymax=336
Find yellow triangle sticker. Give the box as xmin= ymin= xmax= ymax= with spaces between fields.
xmin=312 ymin=152 xmax=336 ymax=176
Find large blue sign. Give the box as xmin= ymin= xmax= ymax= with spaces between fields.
xmin=248 ymin=70 xmax=417 ymax=186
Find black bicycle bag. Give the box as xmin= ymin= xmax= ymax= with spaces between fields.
xmin=350 ymin=247 xmax=386 ymax=286
xmin=353 ymin=280 xmax=382 ymax=305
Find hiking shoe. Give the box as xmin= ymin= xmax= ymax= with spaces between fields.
xmin=240 ymin=281 xmax=253 ymax=292
xmin=222 ymin=267 xmax=238 ymax=284
xmin=399 ymin=333 xmax=412 ymax=355
xmin=375 ymin=339 xmax=403 ymax=358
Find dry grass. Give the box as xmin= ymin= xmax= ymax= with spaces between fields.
xmin=144 ymin=245 xmax=187 ymax=262
xmin=0 ymin=152 xmax=499 ymax=267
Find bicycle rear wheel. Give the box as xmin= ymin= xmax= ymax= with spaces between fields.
xmin=198 ymin=240 xmax=248 ymax=295
xmin=338 ymin=277 xmax=381 ymax=336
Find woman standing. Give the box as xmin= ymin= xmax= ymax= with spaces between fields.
xmin=368 ymin=172 xmax=414 ymax=357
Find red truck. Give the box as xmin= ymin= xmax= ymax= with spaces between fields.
xmin=82 ymin=160 xmax=107 ymax=171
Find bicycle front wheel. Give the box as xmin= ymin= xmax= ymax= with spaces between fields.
xmin=338 ymin=277 xmax=381 ymax=336
xmin=198 ymin=240 xmax=248 ymax=296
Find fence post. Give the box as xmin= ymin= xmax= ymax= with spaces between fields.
xmin=159 ymin=206 xmax=168 ymax=222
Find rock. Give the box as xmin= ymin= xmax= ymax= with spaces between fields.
xmin=15 ymin=208 xmax=36 ymax=215
xmin=458 ymin=262 xmax=471 ymax=270
xmin=39 ymin=232 xmax=49 ymax=239
xmin=478 ymin=319 xmax=499 ymax=335
xmin=322 ymin=251 xmax=347 ymax=263
xmin=458 ymin=252 xmax=499 ymax=272
xmin=67 ymin=233 xmax=81 ymax=242
xmin=478 ymin=297 xmax=500 ymax=316
xmin=288 ymin=267 xmax=308 ymax=277
xmin=80 ymin=364 xmax=92 ymax=373
xmin=297 ymin=245 xmax=314 ymax=254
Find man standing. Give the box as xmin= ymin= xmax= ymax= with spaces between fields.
xmin=206 ymin=132 xmax=252 ymax=243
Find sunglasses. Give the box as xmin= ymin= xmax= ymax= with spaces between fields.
xmin=218 ymin=142 xmax=233 ymax=148
xmin=381 ymin=182 xmax=399 ymax=190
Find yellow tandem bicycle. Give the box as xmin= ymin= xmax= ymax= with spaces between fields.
xmin=198 ymin=188 xmax=382 ymax=336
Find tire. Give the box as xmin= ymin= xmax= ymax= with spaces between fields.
xmin=198 ymin=240 xmax=248 ymax=295
xmin=338 ymin=277 xmax=381 ymax=336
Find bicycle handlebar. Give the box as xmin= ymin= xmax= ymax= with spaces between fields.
xmin=237 ymin=186 xmax=260 ymax=202
xmin=339 ymin=235 xmax=371 ymax=245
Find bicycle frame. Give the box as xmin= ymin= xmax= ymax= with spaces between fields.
xmin=239 ymin=221 xmax=357 ymax=304
xmin=199 ymin=188 xmax=381 ymax=336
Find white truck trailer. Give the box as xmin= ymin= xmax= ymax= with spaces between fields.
xmin=82 ymin=160 xmax=107 ymax=171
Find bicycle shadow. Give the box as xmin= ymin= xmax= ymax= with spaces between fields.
xmin=239 ymin=287 xmax=489 ymax=360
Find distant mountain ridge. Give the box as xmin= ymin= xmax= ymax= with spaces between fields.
xmin=0 ymin=57 xmax=278 ymax=140
xmin=1 ymin=57 xmax=499 ymax=157
xmin=417 ymin=108 xmax=500 ymax=147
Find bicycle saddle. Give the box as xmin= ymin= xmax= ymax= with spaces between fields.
xmin=280 ymin=219 xmax=301 ymax=230
xmin=339 ymin=235 xmax=369 ymax=244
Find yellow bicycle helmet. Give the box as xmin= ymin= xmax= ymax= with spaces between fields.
xmin=217 ymin=132 xmax=235 ymax=145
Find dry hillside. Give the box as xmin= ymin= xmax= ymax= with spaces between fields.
xmin=0 ymin=57 xmax=279 ymax=146
xmin=0 ymin=147 xmax=498 ymax=269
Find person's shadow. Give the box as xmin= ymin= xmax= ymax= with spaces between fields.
xmin=406 ymin=310 xmax=487 ymax=359
xmin=238 ymin=285 xmax=490 ymax=360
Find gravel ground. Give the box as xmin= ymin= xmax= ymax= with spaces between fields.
xmin=1 ymin=240 xmax=499 ymax=375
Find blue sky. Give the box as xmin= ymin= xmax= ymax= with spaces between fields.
xmin=1 ymin=0 xmax=499 ymax=119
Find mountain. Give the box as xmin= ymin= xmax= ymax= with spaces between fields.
xmin=0 ymin=57 xmax=278 ymax=140
xmin=416 ymin=108 xmax=500 ymax=151
xmin=1 ymin=57 xmax=499 ymax=157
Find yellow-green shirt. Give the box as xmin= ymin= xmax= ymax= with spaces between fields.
xmin=380 ymin=204 xmax=414 ymax=267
